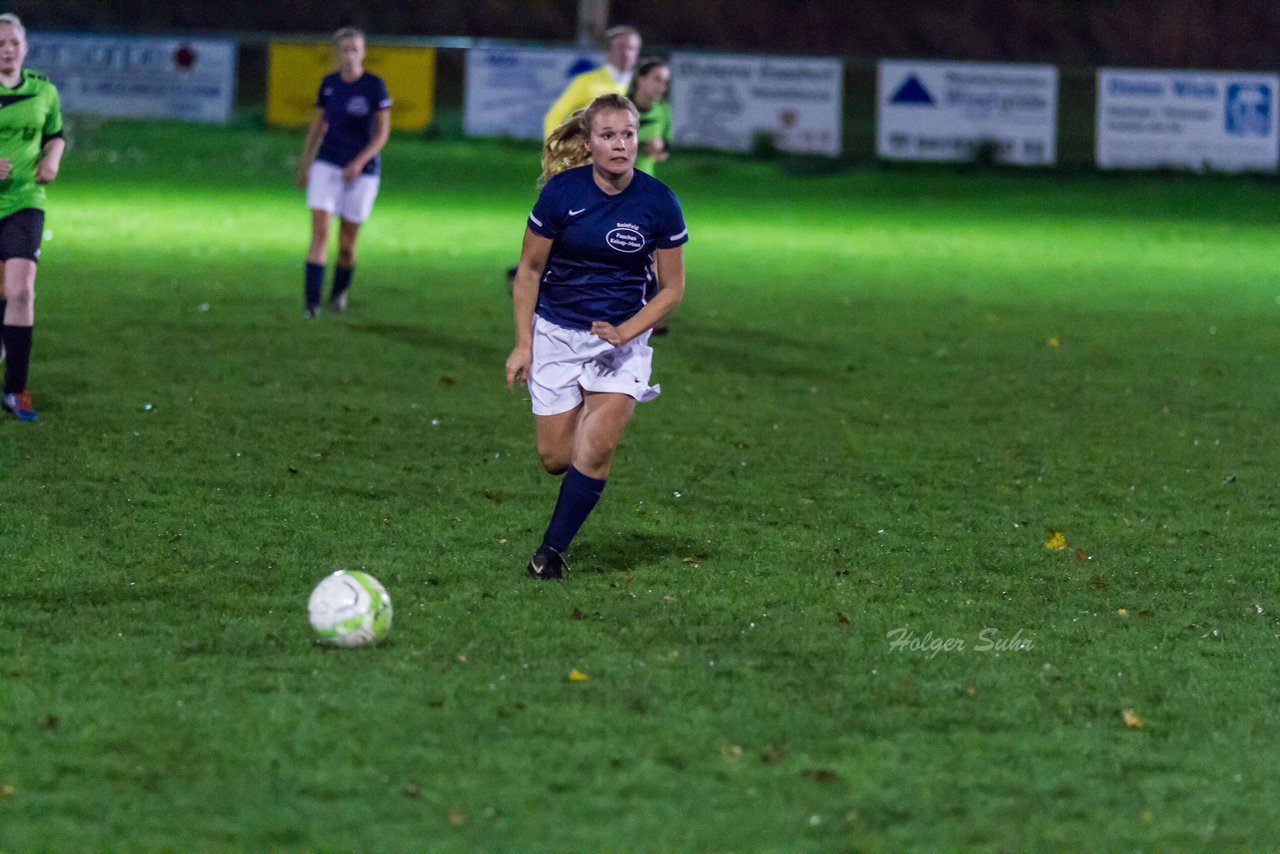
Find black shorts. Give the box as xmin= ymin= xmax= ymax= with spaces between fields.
xmin=0 ymin=208 xmax=45 ymax=262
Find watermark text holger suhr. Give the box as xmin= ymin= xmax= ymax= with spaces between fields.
xmin=886 ymin=627 xmax=1034 ymax=659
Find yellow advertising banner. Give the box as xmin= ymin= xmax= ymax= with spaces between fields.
xmin=267 ymin=42 xmax=435 ymax=131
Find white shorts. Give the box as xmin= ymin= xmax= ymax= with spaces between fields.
xmin=306 ymin=160 xmax=380 ymax=223
xmin=528 ymin=314 xmax=661 ymax=416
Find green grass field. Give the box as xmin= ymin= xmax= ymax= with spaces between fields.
xmin=3 ymin=118 xmax=1280 ymax=849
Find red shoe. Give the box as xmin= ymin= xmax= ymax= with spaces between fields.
xmin=2 ymin=390 xmax=37 ymax=421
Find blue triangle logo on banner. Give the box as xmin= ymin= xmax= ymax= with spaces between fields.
xmin=890 ymin=75 xmax=935 ymax=105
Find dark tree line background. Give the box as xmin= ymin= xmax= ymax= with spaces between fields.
xmin=16 ymin=0 xmax=1280 ymax=69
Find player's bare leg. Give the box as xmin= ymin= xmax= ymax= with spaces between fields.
xmin=303 ymin=208 xmax=331 ymax=316
xmin=330 ymin=219 xmax=361 ymax=312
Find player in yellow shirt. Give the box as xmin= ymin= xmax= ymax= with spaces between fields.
xmin=542 ymin=26 xmax=641 ymax=139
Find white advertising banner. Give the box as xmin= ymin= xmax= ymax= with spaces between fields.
xmin=877 ymin=60 xmax=1058 ymax=165
xmin=1096 ymin=69 xmax=1279 ymax=172
xmin=668 ymin=52 xmax=843 ymax=156
xmin=465 ymin=47 xmax=604 ymax=140
xmin=27 ymin=33 xmax=236 ymax=123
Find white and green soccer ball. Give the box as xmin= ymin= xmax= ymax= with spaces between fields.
xmin=307 ymin=570 xmax=393 ymax=647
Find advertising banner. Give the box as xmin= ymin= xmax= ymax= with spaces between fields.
xmin=27 ymin=33 xmax=236 ymax=123
xmin=667 ymin=52 xmax=843 ymax=155
xmin=877 ymin=60 xmax=1058 ymax=165
xmin=1096 ymin=69 xmax=1279 ymax=172
xmin=267 ymin=42 xmax=435 ymax=131
xmin=464 ymin=47 xmax=604 ymax=140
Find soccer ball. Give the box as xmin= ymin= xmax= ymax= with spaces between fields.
xmin=307 ymin=570 xmax=393 ymax=647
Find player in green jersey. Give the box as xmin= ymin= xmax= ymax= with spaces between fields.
xmin=0 ymin=13 xmax=64 ymax=421
xmin=628 ymin=58 xmax=674 ymax=334
xmin=628 ymin=58 xmax=672 ymax=176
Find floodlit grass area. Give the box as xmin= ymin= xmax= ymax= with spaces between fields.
xmin=3 ymin=119 xmax=1280 ymax=849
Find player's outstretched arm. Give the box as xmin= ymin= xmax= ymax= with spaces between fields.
xmin=593 ymin=246 xmax=685 ymax=346
xmin=343 ymin=107 xmax=391 ymax=182
xmin=296 ymin=109 xmax=327 ymax=188
xmin=506 ymin=228 xmax=553 ymax=391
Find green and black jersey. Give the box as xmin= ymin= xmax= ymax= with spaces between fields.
xmin=0 ymin=68 xmax=63 ymax=219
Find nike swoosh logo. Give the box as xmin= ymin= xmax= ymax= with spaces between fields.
xmin=568 ymin=208 xmax=586 ymax=216
xmin=0 ymin=94 xmax=34 ymax=109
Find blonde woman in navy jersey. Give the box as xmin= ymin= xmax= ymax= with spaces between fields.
xmin=505 ymin=93 xmax=688 ymax=580
xmin=296 ymin=27 xmax=391 ymax=317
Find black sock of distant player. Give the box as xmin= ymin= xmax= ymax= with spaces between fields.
xmin=541 ymin=466 xmax=607 ymax=553
xmin=2 ymin=325 xmax=33 ymax=394
xmin=0 ymin=299 xmax=6 ymax=324
xmin=331 ymin=264 xmax=354 ymax=300
xmin=305 ymin=262 xmax=324 ymax=308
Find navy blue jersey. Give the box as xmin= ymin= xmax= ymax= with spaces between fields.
xmin=314 ymin=72 xmax=392 ymax=176
xmin=528 ymin=165 xmax=688 ymax=330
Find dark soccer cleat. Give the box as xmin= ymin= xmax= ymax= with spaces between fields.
xmin=526 ymin=546 xmax=568 ymax=580
xmin=2 ymin=390 xmax=37 ymax=421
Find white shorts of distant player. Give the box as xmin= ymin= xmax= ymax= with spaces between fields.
xmin=306 ymin=160 xmax=380 ymax=223
xmin=528 ymin=314 xmax=660 ymax=416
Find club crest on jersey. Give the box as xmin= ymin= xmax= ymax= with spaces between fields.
xmin=606 ymin=223 xmax=645 ymax=253
xmin=346 ymin=96 xmax=370 ymax=116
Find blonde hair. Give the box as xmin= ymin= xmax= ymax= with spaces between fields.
xmin=539 ymin=93 xmax=639 ymax=185
xmin=0 ymin=13 xmax=25 ymax=40
xmin=603 ymin=25 xmax=640 ymax=46
xmin=333 ymin=26 xmax=364 ymax=46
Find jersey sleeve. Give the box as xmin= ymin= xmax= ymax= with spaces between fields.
xmin=42 ymin=84 xmax=63 ymax=140
xmin=374 ymin=76 xmax=392 ymax=111
xmin=313 ymin=78 xmax=328 ymax=109
xmin=527 ymin=177 xmax=565 ymax=239
xmin=655 ymin=189 xmax=688 ymax=249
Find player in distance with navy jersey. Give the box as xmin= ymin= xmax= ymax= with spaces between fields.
xmin=0 ymin=13 xmax=65 ymax=421
xmin=296 ymin=27 xmax=391 ymax=317
xmin=505 ymin=93 xmax=688 ymax=580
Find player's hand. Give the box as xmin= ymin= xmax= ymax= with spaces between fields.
xmin=0 ymin=159 xmax=11 ymax=180
xmin=295 ymin=167 xmax=309 ymax=189
xmin=643 ymin=139 xmax=665 ymax=155
xmin=591 ymin=321 xmax=625 ymax=347
xmin=505 ymin=346 xmax=531 ymax=391
xmin=35 ymin=157 xmax=58 ymax=184
xmin=341 ymin=162 xmax=362 ymax=182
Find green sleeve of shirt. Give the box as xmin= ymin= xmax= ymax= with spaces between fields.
xmin=43 ymin=82 xmax=63 ymax=140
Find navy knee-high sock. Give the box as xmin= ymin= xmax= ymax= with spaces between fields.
xmin=305 ymin=262 xmax=325 ymax=309
xmin=331 ymin=264 xmax=354 ymax=300
xmin=2 ymin=324 xmax=33 ymax=394
xmin=541 ymin=466 xmax=607 ymax=554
